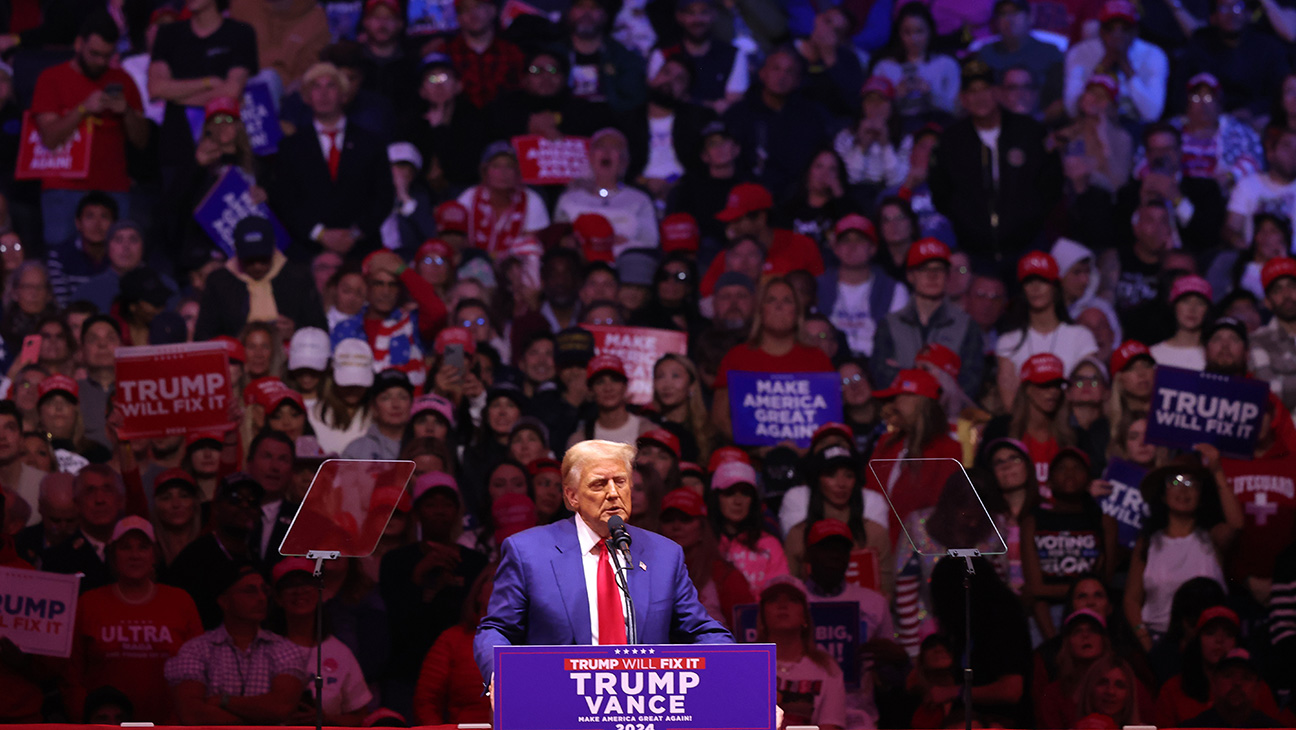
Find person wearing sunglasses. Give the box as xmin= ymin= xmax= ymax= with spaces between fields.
xmin=164 ymin=472 xmax=266 ymax=629
xmin=402 ymin=53 xmax=489 ymax=189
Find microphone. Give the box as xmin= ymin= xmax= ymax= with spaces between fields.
xmin=607 ymin=515 xmax=633 ymax=563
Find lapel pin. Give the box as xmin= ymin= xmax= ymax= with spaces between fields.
xmin=639 ymin=561 xmax=647 ymax=572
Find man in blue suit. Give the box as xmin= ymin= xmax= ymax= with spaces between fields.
xmin=474 ymin=439 xmax=734 ymax=691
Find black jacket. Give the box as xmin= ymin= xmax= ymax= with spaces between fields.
xmin=929 ymin=111 xmax=1062 ymax=265
xmin=622 ymin=101 xmax=717 ymax=182
xmin=194 ymin=262 xmax=327 ymax=341
xmin=270 ymin=118 xmax=395 ymax=261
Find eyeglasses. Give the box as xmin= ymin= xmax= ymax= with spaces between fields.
xmin=528 ymin=64 xmax=561 ymax=76
xmin=587 ymin=317 xmax=617 ymax=325
xmin=955 ymin=265 xmax=969 ymax=275
xmin=842 ymin=373 xmax=865 ymax=386
xmin=0 ymin=242 xmax=22 ymax=254
xmin=806 ymin=330 xmax=830 ymax=340
xmin=461 ymin=317 xmax=488 ymax=327
xmin=425 ymin=72 xmax=452 ymax=85
xmin=1190 ymin=93 xmax=1215 ymax=104
xmin=1166 ymin=474 xmax=1198 ymax=490
xmin=665 ymin=270 xmax=689 ymax=282
xmin=209 ymin=113 xmax=238 ymax=126
xmin=422 ymin=256 xmax=446 ymax=266
xmin=1071 ymin=377 xmax=1103 ymax=388
xmin=992 ymin=454 xmax=1025 ymax=468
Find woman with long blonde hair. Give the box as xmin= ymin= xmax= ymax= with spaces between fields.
xmin=651 ymin=353 xmax=715 ymax=462
xmin=756 ymin=577 xmax=846 ymax=730
xmin=1074 ymin=655 xmax=1148 ymax=728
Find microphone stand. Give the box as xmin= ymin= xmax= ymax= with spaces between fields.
xmin=606 ymin=539 xmax=638 ymax=644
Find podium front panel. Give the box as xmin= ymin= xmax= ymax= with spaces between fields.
xmin=494 ymin=643 xmax=776 ymax=730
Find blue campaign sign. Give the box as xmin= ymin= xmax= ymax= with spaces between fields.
xmin=193 ymin=167 xmax=291 ymax=256
xmin=494 ymin=643 xmax=776 ymax=730
xmin=241 ymin=80 xmax=282 ymax=156
xmin=1099 ymin=458 xmax=1149 ymax=550
xmin=728 ymin=371 xmax=843 ymax=448
xmin=731 ymin=601 xmax=862 ymax=690
xmin=1144 ymin=366 xmax=1269 ymax=459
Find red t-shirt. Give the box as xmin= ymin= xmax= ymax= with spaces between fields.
xmin=29 ymin=62 xmax=142 ymax=193
xmin=714 ymin=342 xmax=834 ymax=390
xmin=700 ymin=229 xmax=826 ymax=296
xmin=67 ymin=584 xmax=204 ymax=722
xmin=865 ymin=433 xmax=964 ymax=546
xmin=1025 ymin=434 xmax=1059 ymax=502
xmin=1221 ymin=454 xmax=1296 ymax=581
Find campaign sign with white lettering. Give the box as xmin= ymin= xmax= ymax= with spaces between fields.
xmin=732 ymin=601 xmax=862 ymax=689
xmin=193 ymin=167 xmax=291 ymax=256
xmin=494 ymin=643 xmax=775 ymax=730
xmin=513 ymin=135 xmax=591 ymax=185
xmin=240 ymin=80 xmax=282 ymax=156
xmin=728 ymin=371 xmax=843 ymax=448
xmin=1099 ymin=458 xmax=1149 ymax=549
xmin=14 ymin=111 xmax=92 ymax=180
xmin=0 ymin=566 xmax=79 ymax=657
xmin=1145 ymin=366 xmax=1268 ymax=459
xmin=585 ymin=325 xmax=688 ymax=406
xmin=115 ymin=342 xmax=233 ymax=440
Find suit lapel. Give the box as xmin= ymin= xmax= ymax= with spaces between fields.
xmin=551 ymin=519 xmax=591 ymax=644
xmin=626 ymin=527 xmax=650 ymax=641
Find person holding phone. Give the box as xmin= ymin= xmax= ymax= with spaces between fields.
xmin=30 ymin=12 xmax=148 ymax=247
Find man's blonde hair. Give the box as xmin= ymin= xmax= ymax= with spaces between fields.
xmin=562 ymin=439 xmax=637 ymax=492
xmin=302 ymin=62 xmax=351 ymax=96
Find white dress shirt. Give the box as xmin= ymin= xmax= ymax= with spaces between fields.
xmin=574 ymin=515 xmax=630 ymax=644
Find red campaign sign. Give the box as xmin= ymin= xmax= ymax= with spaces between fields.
xmin=114 ymin=342 xmax=233 ymax=439
xmin=845 ymin=548 xmax=881 ymax=592
xmin=512 ymin=135 xmax=590 ymax=185
xmin=14 ymin=111 xmax=92 ymax=180
xmin=585 ymin=325 xmax=688 ymax=406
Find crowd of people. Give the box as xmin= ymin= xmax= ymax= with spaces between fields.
xmin=1 ymin=0 xmax=1296 ymax=727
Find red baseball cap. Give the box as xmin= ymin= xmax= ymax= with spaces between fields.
xmin=1020 ymin=353 xmax=1066 ymax=385
xmin=416 ymin=238 xmax=454 ymax=264
xmin=204 ymin=96 xmax=241 ymax=122
xmin=1084 ymin=74 xmax=1118 ymax=99
xmin=679 ymin=462 xmax=704 ymax=480
xmin=1195 ymin=605 xmax=1240 ymax=631
xmin=811 ymin=422 xmax=854 ymax=446
xmin=715 ymin=183 xmax=774 ymax=223
xmin=860 ymin=75 xmax=896 ymax=101
xmin=638 ymin=428 xmax=681 ymax=459
xmin=905 ymin=237 xmax=951 ymax=269
xmin=185 ymin=431 xmax=225 ymax=450
xmin=1110 ymin=339 xmax=1154 ymax=373
xmin=526 ymin=457 xmax=562 ymax=477
xmin=434 ymin=326 xmax=476 ymax=356
xmin=155 ymin=467 xmax=199 ymax=493
xmin=707 ymin=445 xmax=751 ymax=473
xmin=586 ymin=353 xmax=627 ymax=382
xmin=363 ymin=0 xmax=400 ymax=14
xmin=873 ymin=368 xmax=941 ymax=400
xmin=1099 ymin=0 xmax=1137 ymax=24
xmin=661 ymin=487 xmax=706 ymax=517
xmin=573 ymin=213 xmax=615 ymax=263
xmin=1017 ymin=251 xmax=1059 ymax=283
xmin=916 ymin=343 xmax=961 ymax=379
xmin=661 ymin=213 xmax=700 ymax=253
xmin=258 ymin=383 xmax=305 ymax=413
xmin=807 ymin=518 xmax=854 ymax=547
xmin=411 ymin=393 xmax=455 ymax=427
xmin=213 ymin=335 xmax=246 ymax=364
xmin=370 ymin=484 xmax=413 ymax=513
xmin=411 ymin=471 xmax=459 ymax=503
xmin=38 ymin=375 xmax=79 ymax=402
xmin=272 ymin=557 xmax=316 ymax=584
xmin=711 ymin=461 xmax=758 ymax=491
xmin=434 ymin=200 xmax=470 ymax=234
xmin=1169 ymin=274 xmax=1212 ymax=303
xmin=833 ymin=213 xmax=877 ymax=241
xmin=1262 ymin=256 xmax=1296 ymax=292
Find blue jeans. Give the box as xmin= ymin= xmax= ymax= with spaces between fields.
xmin=40 ymin=189 xmax=130 ymax=248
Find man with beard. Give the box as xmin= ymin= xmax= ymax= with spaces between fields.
xmin=1250 ymin=257 xmax=1296 ymax=413
xmin=564 ymin=0 xmax=647 ymax=113
xmin=691 ymin=271 xmax=754 ymax=391
xmin=624 ymin=56 xmax=716 ymax=200
xmin=446 ymin=0 xmax=524 ymax=109
xmin=647 ymin=0 xmax=747 ymax=113
xmin=30 ymin=11 xmax=148 ymax=246
xmin=1227 ymin=126 xmax=1296 ymax=250
xmin=1204 ymin=316 xmax=1250 ymax=377
xmin=165 ymin=473 xmax=265 ymax=629
xmin=486 ymin=48 xmax=616 ymax=141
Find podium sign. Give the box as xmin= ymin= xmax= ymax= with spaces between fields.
xmin=494 ymin=643 xmax=776 ymax=730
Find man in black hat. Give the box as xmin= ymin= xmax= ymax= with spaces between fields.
xmin=930 ymin=58 xmax=1061 ymax=270
xmin=535 ymin=326 xmax=597 ymax=451
xmin=164 ymin=473 xmax=265 ymax=628
xmin=399 ymin=53 xmax=489 ymax=187
xmin=1205 ymin=316 xmax=1250 ymax=377
xmin=1182 ymin=649 xmax=1280 ymax=727
xmin=668 ymin=120 xmax=748 ymax=249
xmin=194 ymin=216 xmax=327 ymax=341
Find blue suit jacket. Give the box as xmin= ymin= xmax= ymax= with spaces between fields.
xmin=474 ymin=517 xmax=734 ymax=679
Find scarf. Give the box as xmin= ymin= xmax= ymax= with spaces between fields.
xmin=227 ymin=252 xmax=287 ymax=323
xmin=469 ymin=185 xmax=527 ymax=257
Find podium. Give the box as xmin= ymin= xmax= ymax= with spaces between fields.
xmin=493 ymin=644 xmax=776 ymax=730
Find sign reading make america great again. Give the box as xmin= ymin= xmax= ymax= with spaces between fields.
xmin=494 ymin=643 xmax=776 ymax=730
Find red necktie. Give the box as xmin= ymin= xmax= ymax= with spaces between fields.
xmin=326 ymin=130 xmax=341 ymax=181
xmin=597 ymin=542 xmax=627 ymax=645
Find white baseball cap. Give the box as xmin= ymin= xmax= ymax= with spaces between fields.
xmin=333 ymin=338 xmax=375 ymax=387
xmin=387 ymin=141 xmax=423 ymax=170
xmin=288 ymin=327 xmax=331 ymax=372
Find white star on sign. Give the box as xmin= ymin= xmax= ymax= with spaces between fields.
xmin=648 ymin=648 xmax=655 ymax=654
xmin=614 ymin=648 xmax=622 ymax=654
